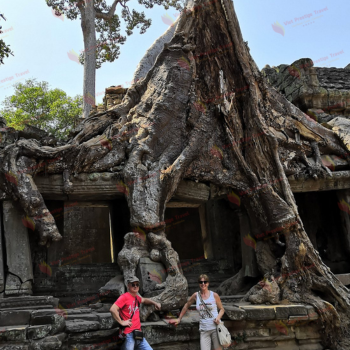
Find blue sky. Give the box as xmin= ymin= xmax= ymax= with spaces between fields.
xmin=0 ymin=0 xmax=349 ymax=105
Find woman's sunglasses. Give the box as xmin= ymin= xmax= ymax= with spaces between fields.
xmin=131 ymin=283 xmax=140 ymax=287
xmin=199 ymin=281 xmax=208 ymax=284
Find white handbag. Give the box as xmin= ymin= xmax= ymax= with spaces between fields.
xmin=198 ymin=292 xmax=232 ymax=348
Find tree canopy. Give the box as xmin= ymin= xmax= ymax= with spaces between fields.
xmin=0 ymin=79 xmax=82 ymax=139
xmin=45 ymin=0 xmax=182 ymax=118
xmin=0 ymin=12 xmax=13 ymax=65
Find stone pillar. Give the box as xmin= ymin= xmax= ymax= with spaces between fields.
xmin=239 ymin=211 xmax=259 ymax=278
xmin=0 ymin=203 xmax=4 ymax=297
xmin=336 ymin=189 xmax=350 ymax=255
xmin=2 ymin=201 xmax=33 ymax=295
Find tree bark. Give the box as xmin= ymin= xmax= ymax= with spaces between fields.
xmin=1 ymin=0 xmax=350 ymax=346
xmin=81 ymin=0 xmax=96 ymax=119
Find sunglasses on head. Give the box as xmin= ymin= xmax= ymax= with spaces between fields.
xmin=131 ymin=283 xmax=139 ymax=287
xmin=199 ymin=281 xmax=208 ymax=284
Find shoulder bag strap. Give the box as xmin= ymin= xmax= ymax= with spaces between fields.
xmin=121 ymin=296 xmax=139 ymax=330
xmin=198 ymin=291 xmax=214 ymax=318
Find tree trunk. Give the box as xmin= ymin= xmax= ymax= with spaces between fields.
xmin=1 ymin=0 xmax=350 ymax=347
xmin=81 ymin=0 xmax=96 ymax=119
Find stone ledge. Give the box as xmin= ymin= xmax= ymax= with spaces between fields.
xmin=0 ymin=325 xmax=28 ymax=342
xmin=66 ymin=320 xmax=100 ymax=333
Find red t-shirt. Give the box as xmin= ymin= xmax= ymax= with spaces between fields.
xmin=115 ymin=293 xmax=142 ymax=334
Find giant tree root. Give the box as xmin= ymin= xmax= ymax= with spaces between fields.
xmin=1 ymin=0 xmax=350 ymax=346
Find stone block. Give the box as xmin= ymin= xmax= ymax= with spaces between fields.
xmin=68 ymin=328 xmax=119 ymax=343
xmin=96 ymin=313 xmax=119 ymax=330
xmin=146 ymin=342 xmax=201 ymax=350
xmin=0 ymin=310 xmax=31 ymax=326
xmin=240 ymin=307 xmax=275 ymax=321
xmin=90 ymin=304 xmax=113 ymax=313
xmin=298 ymin=344 xmax=323 ymax=350
xmin=30 ymin=333 xmax=66 ymax=350
xmin=335 ymin=273 xmax=350 ymax=286
xmin=49 ymin=315 xmax=65 ymax=336
xmin=31 ymin=315 xmax=54 ymax=326
xmin=66 ymin=314 xmax=98 ymax=322
xmin=99 ymin=275 xmax=125 ymax=300
xmin=136 ymin=257 xmax=167 ymax=294
xmin=0 ymin=297 xmax=58 ymax=310
xmin=305 ymin=306 xmax=319 ymax=321
xmin=223 ymin=305 xmax=246 ymax=321
xmin=246 ymin=341 xmax=276 ymax=349
xmin=274 ymin=339 xmax=300 ymax=350
xmin=3 ymin=201 xmax=33 ymax=296
xmin=27 ymin=325 xmax=52 ymax=340
xmin=0 ymin=345 xmax=29 ymax=350
xmin=295 ymin=326 xmax=321 ymax=340
xmin=0 ymin=325 xmax=28 ymax=341
xmin=30 ymin=313 xmax=65 ymax=336
xmin=236 ymin=328 xmax=269 ymax=338
xmin=66 ymin=320 xmax=100 ymax=333
xmin=288 ymin=315 xmax=309 ymax=324
xmin=269 ymin=321 xmax=295 ymax=337
xmin=275 ymin=305 xmax=308 ymax=320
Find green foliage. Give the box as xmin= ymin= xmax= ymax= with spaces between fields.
xmin=46 ymin=0 xmax=183 ymax=69
xmin=0 ymin=39 xmax=13 ymax=65
xmin=0 ymin=12 xmax=13 ymax=65
xmin=0 ymin=79 xmax=82 ymax=139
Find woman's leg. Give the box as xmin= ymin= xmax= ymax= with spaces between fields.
xmin=200 ymin=330 xmax=212 ymax=350
xmin=210 ymin=329 xmax=223 ymax=350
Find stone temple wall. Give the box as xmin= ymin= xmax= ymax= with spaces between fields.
xmin=0 ymin=300 xmax=325 ymax=350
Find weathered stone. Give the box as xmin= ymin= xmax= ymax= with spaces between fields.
xmin=240 ymin=306 xmax=276 ymax=321
xmin=50 ymin=315 xmax=65 ymax=336
xmin=27 ymin=325 xmax=52 ymax=340
xmin=275 ymin=305 xmax=308 ymax=320
xmin=295 ymin=326 xmax=321 ymax=340
xmin=147 ymin=312 xmax=161 ymax=322
xmin=0 ymin=345 xmax=29 ymax=350
xmin=143 ymin=322 xmax=199 ymax=346
xmin=66 ymin=314 xmax=98 ymax=322
xmin=68 ymin=328 xmax=119 ymax=343
xmin=136 ymin=257 xmax=167 ymax=294
xmin=0 ymin=297 xmax=58 ymax=310
xmin=0 ymin=310 xmax=31 ymax=326
xmin=305 ymin=306 xmax=319 ymax=321
xmin=274 ymin=339 xmax=300 ymax=350
xmin=105 ymin=86 xmax=126 ymax=95
xmin=0 ymin=208 xmax=4 ymax=298
xmin=151 ymin=342 xmax=201 ymax=350
xmin=90 ymin=304 xmax=113 ymax=313
xmin=65 ymin=320 xmax=100 ymax=333
xmin=30 ymin=312 xmax=65 ymax=336
xmin=66 ymin=308 xmax=92 ymax=315
xmin=30 ymin=333 xmax=66 ymax=350
xmin=3 ymin=201 xmax=33 ymax=296
xmin=0 ymin=325 xmax=28 ymax=341
xmin=223 ymin=305 xmax=246 ymax=321
xmin=31 ymin=315 xmax=54 ymax=326
xmin=298 ymin=344 xmax=323 ymax=350
xmin=99 ymin=275 xmax=125 ymax=300
xmin=335 ymin=273 xmax=350 ymax=286
xmin=96 ymin=313 xmax=118 ymax=330
xmin=18 ymin=125 xmax=47 ymax=140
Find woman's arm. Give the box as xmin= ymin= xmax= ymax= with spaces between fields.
xmin=213 ymin=293 xmax=225 ymax=324
xmin=170 ymin=293 xmax=197 ymax=326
